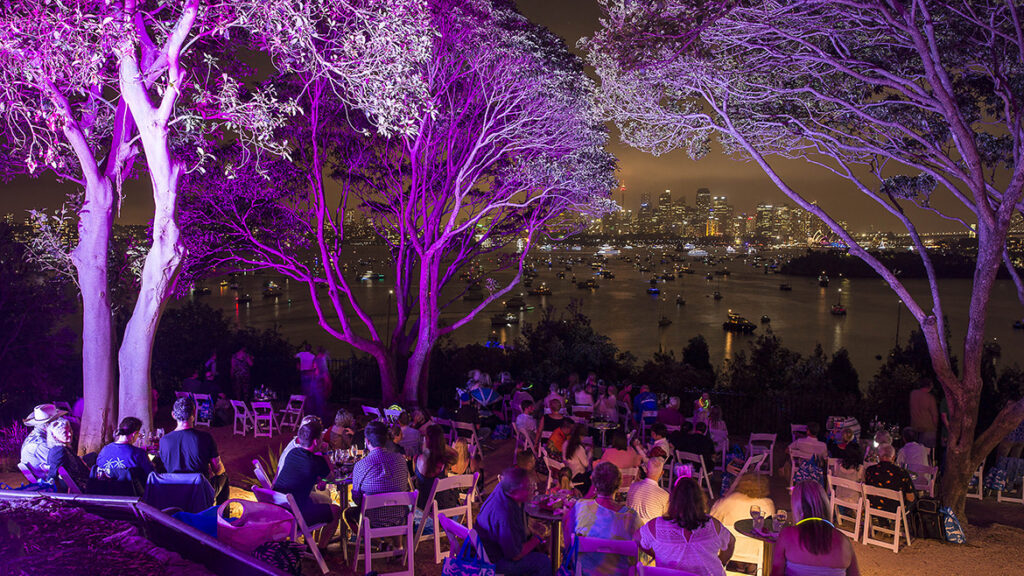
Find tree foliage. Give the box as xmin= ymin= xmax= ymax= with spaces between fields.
xmin=586 ymin=0 xmax=1024 ymax=517
xmin=180 ymin=0 xmax=616 ymax=403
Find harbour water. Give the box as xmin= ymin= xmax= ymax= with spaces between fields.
xmin=178 ymin=246 xmax=1024 ymax=383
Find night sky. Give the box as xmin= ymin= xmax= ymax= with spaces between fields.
xmin=0 ymin=1 xmax=971 ymax=232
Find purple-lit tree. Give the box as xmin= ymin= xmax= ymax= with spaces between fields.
xmin=586 ymin=0 xmax=1024 ymax=516
xmin=182 ymin=0 xmax=617 ymax=405
xmin=0 ymin=4 xmax=136 ymax=451
xmin=2 ymin=0 xmax=432 ymax=437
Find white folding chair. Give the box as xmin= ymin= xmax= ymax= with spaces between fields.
xmin=253 ymin=458 xmax=274 ymax=490
xmin=192 ymin=393 xmax=213 ymax=427
xmin=726 ymin=452 xmax=767 ymax=495
xmin=827 ymin=475 xmax=864 ymax=540
xmin=18 ymin=463 xmax=41 ymax=483
xmin=676 ymin=450 xmax=714 ymax=498
xmin=639 ymin=411 xmax=658 ymax=442
xmin=862 ymin=485 xmax=912 ymax=552
xmin=572 ymin=405 xmax=594 ymax=418
xmin=415 ymin=472 xmax=480 ymax=562
xmin=789 ymin=447 xmax=817 ymax=491
xmin=906 ymin=464 xmax=938 ymax=499
xmin=362 ymin=405 xmax=382 ymax=419
xmin=574 ymin=535 xmax=638 ymax=576
xmin=637 ymin=565 xmax=701 ymax=576
xmin=278 ymin=395 xmax=306 ymax=432
xmin=747 ymin=433 xmax=777 ymax=476
xmin=453 ymin=421 xmax=480 ymax=453
xmin=513 ymin=422 xmax=538 ymax=458
xmin=545 ymin=456 xmax=567 ymax=491
xmin=433 ymin=417 xmax=455 ymax=443
xmin=58 ymin=466 xmax=82 ymax=494
xmin=437 ymin=513 xmax=496 ymax=568
xmin=252 ymin=486 xmax=330 ymax=573
xmin=174 ymin=391 xmax=192 ymax=401
xmin=967 ymin=463 xmax=984 ymax=500
xmin=230 ymin=399 xmax=254 ymax=436
xmin=351 ymin=490 xmax=418 ymax=576
xmin=251 ymin=401 xmax=279 ymax=437
xmin=790 ymin=424 xmax=808 ymax=443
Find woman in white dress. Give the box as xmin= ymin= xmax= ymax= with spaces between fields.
xmin=637 ymin=477 xmax=735 ymax=576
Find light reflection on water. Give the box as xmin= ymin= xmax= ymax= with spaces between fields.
xmin=174 ymin=247 xmax=1024 ymax=384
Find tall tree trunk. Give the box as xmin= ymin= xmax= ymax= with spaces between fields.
xmin=403 ymin=342 xmax=432 ymax=406
xmin=373 ymin=348 xmax=401 ymax=405
xmin=70 ymin=179 xmax=117 ymax=453
xmin=117 ymin=159 xmax=183 ymax=435
xmin=938 ymin=371 xmax=982 ymax=521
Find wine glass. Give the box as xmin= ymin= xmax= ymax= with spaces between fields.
xmin=750 ymin=504 xmax=764 ymax=531
xmin=775 ymin=509 xmax=788 ymax=531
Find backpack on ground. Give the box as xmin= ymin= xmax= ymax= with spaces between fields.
xmin=910 ymin=497 xmax=943 ymax=540
xmin=939 ymin=506 xmax=966 ymax=544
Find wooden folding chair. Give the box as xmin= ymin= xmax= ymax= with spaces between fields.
xmin=639 ymin=411 xmax=658 ymax=443
xmin=788 ymin=447 xmax=816 ymax=491
xmin=862 ymin=485 xmax=912 ymax=552
xmin=726 ymin=452 xmax=767 ymax=495
xmin=362 ymin=405 xmax=382 ymax=419
xmin=174 ymin=391 xmax=192 ymax=401
xmin=351 ymin=490 xmax=418 ymax=576
xmin=251 ymin=401 xmax=279 ymax=438
xmin=433 ymin=417 xmax=455 ymax=443
xmin=278 ymin=395 xmax=306 ymax=432
xmin=790 ymin=424 xmax=808 ymax=443
xmin=453 ymin=421 xmax=480 ymax=454
xmin=513 ymin=422 xmax=538 ymax=458
xmin=827 ymin=475 xmax=864 ymax=540
xmin=747 ymin=433 xmax=777 ymax=476
xmin=544 ymin=456 xmax=567 ymax=491
xmin=574 ymin=534 xmax=638 ymax=576
xmin=252 ymin=486 xmax=330 ymax=573
xmin=676 ymin=450 xmax=714 ymax=498
xmin=230 ymin=400 xmax=254 ymax=436
xmin=415 ymin=472 xmax=480 ymax=563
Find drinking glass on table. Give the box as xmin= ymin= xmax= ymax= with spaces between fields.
xmin=750 ymin=504 xmax=764 ymax=531
xmin=775 ymin=509 xmax=788 ymax=531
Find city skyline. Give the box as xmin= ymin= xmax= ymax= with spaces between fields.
xmin=0 ymin=1 xmax=992 ymax=235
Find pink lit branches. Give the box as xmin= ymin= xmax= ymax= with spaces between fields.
xmin=182 ymin=0 xmax=616 ymax=404
xmin=586 ymin=0 xmax=1024 ymax=517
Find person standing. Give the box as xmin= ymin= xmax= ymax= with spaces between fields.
xmin=295 ymin=343 xmax=316 ymax=414
xmin=313 ymin=346 xmax=332 ymax=420
xmin=909 ymin=379 xmax=939 ymax=449
xmin=160 ymin=397 xmax=229 ymax=504
xmin=475 ymin=467 xmax=552 ymax=576
xmin=230 ymin=346 xmax=254 ymax=400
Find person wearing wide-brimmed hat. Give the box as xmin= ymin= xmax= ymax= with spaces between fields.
xmin=21 ymin=403 xmax=67 ymax=473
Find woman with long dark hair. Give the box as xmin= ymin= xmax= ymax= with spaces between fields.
xmin=563 ymin=423 xmax=592 ymax=495
xmin=771 ymin=481 xmax=860 ymax=576
xmin=637 ymin=477 xmax=734 ymax=576
xmin=414 ymin=425 xmax=459 ymax=511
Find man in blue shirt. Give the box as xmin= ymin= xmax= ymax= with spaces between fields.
xmin=633 ymin=384 xmax=658 ymax=425
xmin=475 ymin=467 xmax=551 ymax=576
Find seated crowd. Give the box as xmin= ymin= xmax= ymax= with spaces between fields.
xmin=18 ymin=366 xmax=949 ymax=576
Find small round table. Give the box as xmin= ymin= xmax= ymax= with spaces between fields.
xmin=592 ymin=421 xmax=619 ymax=447
xmin=525 ymin=503 xmax=567 ymax=574
xmin=734 ymin=518 xmax=778 ymax=576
